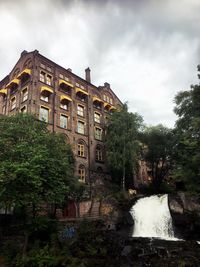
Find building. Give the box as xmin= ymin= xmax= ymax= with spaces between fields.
xmin=0 ymin=50 xmax=122 ymax=190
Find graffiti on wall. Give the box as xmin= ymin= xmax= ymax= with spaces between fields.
xmin=59 ymin=226 xmax=76 ymax=241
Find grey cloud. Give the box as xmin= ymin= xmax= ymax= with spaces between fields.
xmin=0 ymin=0 xmax=199 ymax=127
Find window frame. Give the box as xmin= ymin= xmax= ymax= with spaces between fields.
xmin=40 ymin=94 xmax=49 ymax=103
xmin=21 ymin=87 xmax=28 ymax=102
xmin=77 ymin=120 xmax=85 ymax=134
xmin=39 ymin=70 xmax=52 ymax=86
xmin=78 ymin=142 xmax=85 ymax=157
xmin=60 ymin=101 xmax=68 ymax=110
xmin=77 ymin=104 xmax=84 ymax=117
xmin=95 ymin=146 xmax=103 ymax=161
xmin=60 ymin=114 xmax=68 ymax=129
xmin=20 ymin=105 xmax=27 ymax=114
xmin=94 ymin=112 xmax=101 ymax=123
xmin=46 ymin=74 xmax=52 ymax=86
xmin=94 ymin=127 xmax=102 ymax=140
xmin=39 ymin=71 xmax=45 ymax=83
xmin=39 ymin=106 xmax=49 ymax=122
xmin=78 ymin=165 xmax=86 ymax=182
xmin=10 ymin=96 xmax=16 ymax=110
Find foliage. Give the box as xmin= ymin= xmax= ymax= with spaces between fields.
xmin=1 ymin=239 xmax=21 ymax=266
xmin=16 ymin=245 xmax=59 ymax=267
xmin=0 ymin=113 xmax=75 ymax=213
xmin=140 ymin=124 xmax=175 ymax=190
xmin=173 ymin=65 xmax=200 ymax=195
xmin=1 ymin=220 xmax=121 ymax=267
xmin=105 ymin=103 xmax=143 ymax=190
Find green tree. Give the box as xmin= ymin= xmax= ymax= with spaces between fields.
xmin=105 ymin=103 xmax=142 ymax=190
xmin=0 ymin=113 xmax=75 ymax=214
xmin=140 ymin=124 xmax=174 ymax=190
xmin=173 ymin=65 xmax=200 ymax=194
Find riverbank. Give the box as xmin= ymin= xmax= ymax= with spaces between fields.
xmin=1 ymin=220 xmax=200 ymax=267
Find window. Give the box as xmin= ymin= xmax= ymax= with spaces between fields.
xmin=60 ymin=101 xmax=68 ymax=110
xmin=77 ymin=105 xmax=84 ymax=117
xmin=21 ymin=106 xmax=27 ymax=113
xmin=46 ymin=74 xmax=52 ymax=86
xmin=40 ymin=94 xmax=49 ymax=102
xmin=78 ymin=165 xmax=86 ymax=182
xmin=103 ymin=94 xmax=113 ymax=104
xmin=39 ymin=106 xmax=49 ymax=122
xmin=94 ymin=112 xmax=101 ymax=123
xmin=76 ymin=93 xmax=86 ymax=102
xmin=10 ymin=97 xmax=16 ymax=110
xmin=60 ymin=114 xmax=68 ymax=129
xmin=93 ymin=101 xmax=101 ymax=110
xmin=96 ymin=146 xmax=103 ymax=161
xmin=95 ymin=127 xmax=102 ymax=140
xmin=77 ymin=121 xmax=85 ymax=134
xmin=78 ymin=142 xmax=85 ymax=157
xmin=22 ymin=88 xmax=28 ymax=102
xmin=39 ymin=71 xmax=52 ymax=86
xmin=40 ymin=71 xmax=45 ymax=83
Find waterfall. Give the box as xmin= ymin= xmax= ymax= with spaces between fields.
xmin=130 ymin=194 xmax=175 ymax=240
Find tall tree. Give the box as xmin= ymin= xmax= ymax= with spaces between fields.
xmin=173 ymin=65 xmax=200 ymax=194
xmin=0 ymin=114 xmax=75 ymax=214
xmin=105 ymin=103 xmax=142 ymax=190
xmin=140 ymin=124 xmax=174 ymax=190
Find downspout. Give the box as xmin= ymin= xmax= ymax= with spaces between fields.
xmin=87 ymin=92 xmax=91 ymax=198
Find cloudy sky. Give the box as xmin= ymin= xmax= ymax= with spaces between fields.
xmin=0 ymin=0 xmax=199 ymax=127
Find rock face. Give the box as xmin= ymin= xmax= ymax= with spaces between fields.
xmin=120 ymin=237 xmax=200 ymax=267
xmin=168 ymin=192 xmax=200 ymax=240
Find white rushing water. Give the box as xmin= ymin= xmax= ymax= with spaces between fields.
xmin=130 ymin=194 xmax=175 ymax=240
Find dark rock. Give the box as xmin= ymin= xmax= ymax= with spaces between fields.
xmin=169 ymin=192 xmax=200 ymax=240
xmin=121 ymin=245 xmax=132 ymax=256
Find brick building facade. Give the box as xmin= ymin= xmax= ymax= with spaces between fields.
xmin=0 ymin=50 xmax=122 ymax=189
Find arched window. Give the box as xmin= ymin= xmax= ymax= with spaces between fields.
xmin=95 ymin=145 xmax=103 ymax=162
xmin=77 ymin=140 xmax=86 ymax=157
xmin=60 ymin=96 xmax=72 ymax=110
xmin=93 ymin=100 xmax=102 ymax=110
xmin=78 ymin=165 xmax=86 ymax=182
xmin=40 ymin=88 xmax=53 ymax=102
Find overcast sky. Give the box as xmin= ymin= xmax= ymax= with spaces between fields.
xmin=0 ymin=0 xmax=199 ymax=127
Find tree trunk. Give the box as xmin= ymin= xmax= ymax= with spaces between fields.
xmin=122 ymin=142 xmax=126 ymax=191
xmin=76 ymin=202 xmax=80 ymax=218
xmin=22 ymin=231 xmax=29 ymax=260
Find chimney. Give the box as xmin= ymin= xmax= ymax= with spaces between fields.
xmin=85 ymin=67 xmax=91 ymax=83
xmin=104 ymin=82 xmax=110 ymax=89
